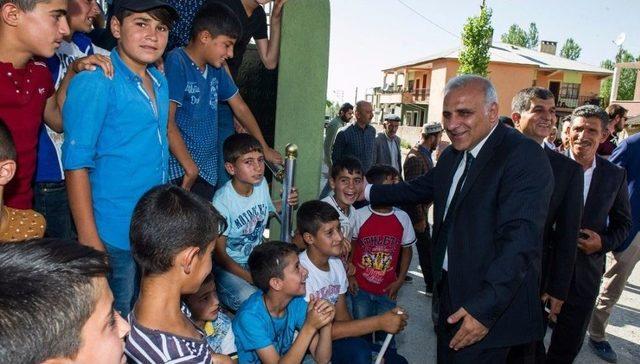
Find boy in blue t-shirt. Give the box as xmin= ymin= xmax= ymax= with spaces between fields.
xmin=166 ymin=2 xmax=282 ymax=201
xmin=233 ymin=241 xmax=334 ymax=364
xmin=62 ymin=0 xmax=178 ymax=315
xmin=213 ymin=133 xmax=297 ymax=311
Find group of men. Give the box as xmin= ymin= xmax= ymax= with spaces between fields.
xmin=325 ymin=74 xmax=638 ymax=363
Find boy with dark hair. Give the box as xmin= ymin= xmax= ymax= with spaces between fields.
xmin=0 ymin=119 xmax=45 ymax=242
xmin=349 ymin=165 xmax=415 ymax=355
xmin=125 ymin=184 xmax=228 ymax=363
xmin=0 ymin=238 xmax=130 ymax=364
xmin=166 ymin=2 xmax=281 ymax=200
xmin=297 ymin=200 xmax=409 ymax=364
xmin=213 ymin=133 xmax=297 ymax=311
xmin=322 ymin=156 xmax=364 ymax=243
xmin=35 ymin=0 xmax=112 ymax=239
xmin=233 ymin=241 xmax=334 ymax=363
xmin=62 ymin=0 xmax=178 ymax=315
xmin=183 ymin=274 xmax=238 ymax=360
xmin=0 ymin=0 xmax=73 ymax=209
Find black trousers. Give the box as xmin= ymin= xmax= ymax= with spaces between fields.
xmin=546 ymin=300 xmax=595 ymax=364
xmin=436 ymin=272 xmax=510 ymax=364
xmin=505 ymin=302 xmax=547 ymax=364
xmin=415 ymin=227 xmax=434 ymax=291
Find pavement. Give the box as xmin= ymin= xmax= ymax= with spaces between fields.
xmin=395 ymin=246 xmax=640 ymax=363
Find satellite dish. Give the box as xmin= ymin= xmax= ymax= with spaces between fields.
xmin=614 ymin=33 xmax=626 ymax=46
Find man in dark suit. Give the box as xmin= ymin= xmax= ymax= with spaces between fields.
xmin=509 ymin=87 xmax=584 ymax=363
xmin=364 ymin=75 xmax=553 ymax=362
xmin=546 ymin=105 xmax=631 ymax=363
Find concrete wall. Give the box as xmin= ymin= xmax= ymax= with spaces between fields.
xmin=270 ymin=0 xmax=331 ymax=236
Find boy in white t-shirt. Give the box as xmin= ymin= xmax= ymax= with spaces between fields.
xmin=297 ymin=200 xmax=409 ymax=364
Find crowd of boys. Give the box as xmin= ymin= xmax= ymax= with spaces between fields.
xmin=1 ymin=1 xmax=639 ymax=364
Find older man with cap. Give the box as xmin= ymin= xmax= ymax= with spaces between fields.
xmin=374 ymin=114 xmax=403 ymax=173
xmin=403 ymin=122 xmax=443 ymax=295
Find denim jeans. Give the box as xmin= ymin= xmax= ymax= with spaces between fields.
xmin=33 ymin=181 xmax=77 ymax=239
xmin=350 ymin=289 xmax=398 ymax=347
xmin=214 ymin=264 xmax=258 ymax=311
xmin=105 ymin=243 xmax=139 ymax=316
xmin=217 ymin=102 xmax=234 ymax=188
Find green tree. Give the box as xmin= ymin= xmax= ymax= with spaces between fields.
xmin=501 ymin=24 xmax=528 ymax=47
xmin=458 ymin=1 xmax=494 ymax=77
xmin=560 ymin=38 xmax=582 ymax=60
xmin=527 ymin=23 xmax=539 ymax=49
xmin=600 ymin=48 xmax=638 ymax=105
xmin=500 ymin=22 xmax=538 ymax=49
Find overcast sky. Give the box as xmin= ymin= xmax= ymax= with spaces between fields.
xmin=327 ymin=0 xmax=640 ymax=104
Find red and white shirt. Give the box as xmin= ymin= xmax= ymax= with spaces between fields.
xmin=0 ymin=60 xmax=54 ymax=209
xmin=351 ymin=206 xmax=416 ymax=295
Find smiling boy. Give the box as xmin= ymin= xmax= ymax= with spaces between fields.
xmin=62 ymin=0 xmax=178 ymax=315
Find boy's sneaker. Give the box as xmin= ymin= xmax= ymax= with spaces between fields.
xmin=588 ymin=338 xmax=617 ymax=363
xmin=404 ymin=276 xmax=413 ymax=283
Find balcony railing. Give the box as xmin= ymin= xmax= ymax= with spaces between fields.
xmin=412 ymin=88 xmax=430 ymax=102
xmin=557 ymin=96 xmax=603 ymax=109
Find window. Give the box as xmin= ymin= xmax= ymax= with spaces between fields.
xmin=560 ymin=83 xmax=580 ymax=100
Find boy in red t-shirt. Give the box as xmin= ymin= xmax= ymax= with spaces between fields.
xmin=349 ymin=164 xmax=415 ymax=350
xmin=0 ymin=0 xmax=107 ymax=209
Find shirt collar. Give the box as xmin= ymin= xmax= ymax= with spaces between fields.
xmin=468 ymin=122 xmax=498 ymax=158
xmin=569 ymin=149 xmax=597 ymax=171
xmin=110 ymin=47 xmax=162 ymax=87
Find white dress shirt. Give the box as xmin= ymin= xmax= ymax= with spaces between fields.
xmin=442 ymin=123 xmax=498 ymax=270
xmin=569 ymin=150 xmax=597 ymax=206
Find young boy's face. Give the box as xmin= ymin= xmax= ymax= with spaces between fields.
xmin=307 ymin=220 xmax=343 ymax=258
xmin=277 ymin=252 xmax=308 ymax=297
xmin=68 ymin=0 xmax=100 ymax=34
xmin=72 ymin=277 xmax=130 ymax=364
xmin=202 ymin=33 xmax=236 ymax=68
xmin=382 ymin=174 xmax=399 ymax=185
xmin=329 ymin=169 xmax=363 ymax=207
xmin=111 ymin=11 xmax=169 ymax=67
xmin=11 ymin=0 xmax=70 ymax=58
xmin=226 ymin=151 xmax=265 ymax=186
xmin=185 ymin=280 xmax=220 ymax=322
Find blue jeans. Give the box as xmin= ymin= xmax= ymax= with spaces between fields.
xmin=105 ymin=243 xmax=139 ymax=316
xmin=217 ymin=102 xmax=234 ymax=188
xmin=332 ymin=337 xmax=371 ymax=364
xmin=33 ymin=181 xmax=76 ymax=239
xmin=350 ymin=289 xmax=398 ymax=348
xmin=214 ymin=264 xmax=258 ymax=311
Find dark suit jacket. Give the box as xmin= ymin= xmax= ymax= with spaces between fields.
xmin=374 ymin=132 xmax=402 ymax=172
xmin=610 ymin=133 xmax=640 ymax=252
xmin=541 ymin=147 xmax=583 ymax=301
xmin=371 ymin=123 xmax=553 ymax=348
xmin=565 ymin=154 xmax=631 ymax=306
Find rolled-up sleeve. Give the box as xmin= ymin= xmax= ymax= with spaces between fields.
xmin=62 ymin=71 xmax=110 ymax=171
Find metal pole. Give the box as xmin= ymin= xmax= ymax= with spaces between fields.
xmin=280 ymin=144 xmax=298 ymax=242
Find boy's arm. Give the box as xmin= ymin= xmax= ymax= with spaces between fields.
xmin=227 ymin=94 xmax=283 ymax=165
xmin=332 ymin=294 xmax=408 ymax=339
xmin=256 ymin=324 xmax=318 ymax=364
xmin=255 ymin=0 xmax=287 ymax=70
xmin=167 ymin=102 xmax=199 ymax=190
xmin=44 ymin=55 xmax=114 ymax=133
xmin=66 ymin=169 xmax=104 ymax=251
xmin=384 ymin=246 xmax=412 ymax=300
xmin=213 ymin=235 xmax=253 ymax=282
xmin=308 ymin=323 xmax=332 ymax=364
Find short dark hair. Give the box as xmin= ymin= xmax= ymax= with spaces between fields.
xmin=115 ymin=7 xmax=175 ymax=30
xmin=0 ymin=0 xmax=48 ymax=11
xmin=339 ymin=102 xmax=354 ymax=114
xmin=223 ymin=133 xmax=263 ymax=163
xmin=248 ymin=241 xmax=299 ymax=292
xmin=0 ymin=239 xmax=109 ymax=364
xmin=511 ymin=87 xmax=555 ymax=114
xmin=498 ymin=115 xmax=514 ymax=128
xmin=606 ymin=104 xmax=628 ymax=120
xmin=365 ymin=164 xmax=399 ymax=185
xmin=190 ymin=2 xmax=241 ymax=42
xmin=0 ymin=119 xmax=16 ymax=161
xmin=330 ymin=156 xmax=363 ymax=179
xmin=571 ymin=104 xmax=610 ymax=131
xmin=130 ymin=185 xmax=226 ymax=275
xmin=297 ymin=200 xmax=340 ymax=237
